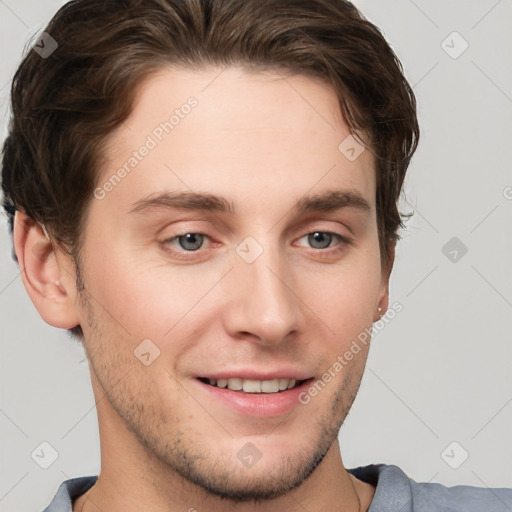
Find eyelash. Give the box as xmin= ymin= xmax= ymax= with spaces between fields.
xmin=160 ymin=231 xmax=351 ymax=260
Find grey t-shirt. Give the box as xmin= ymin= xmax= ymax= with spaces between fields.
xmin=42 ymin=464 xmax=512 ymax=511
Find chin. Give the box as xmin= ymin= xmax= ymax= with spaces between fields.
xmin=174 ymin=448 xmax=327 ymax=503
xmin=147 ymin=419 xmax=340 ymax=504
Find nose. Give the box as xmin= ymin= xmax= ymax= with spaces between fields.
xmin=222 ymin=243 xmax=303 ymax=346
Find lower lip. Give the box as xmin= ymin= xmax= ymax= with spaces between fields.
xmin=194 ymin=379 xmax=313 ymax=417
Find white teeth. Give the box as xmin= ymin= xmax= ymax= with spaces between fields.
xmin=261 ymin=379 xmax=279 ymax=393
xmin=278 ymin=379 xmax=289 ymax=391
xmin=227 ymin=378 xmax=243 ymax=391
xmin=243 ymin=379 xmax=261 ymax=393
xmin=205 ymin=377 xmax=300 ymax=393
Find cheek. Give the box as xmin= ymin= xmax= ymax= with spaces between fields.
xmin=83 ymin=248 xmax=223 ymax=342
xmin=301 ymin=255 xmax=382 ymax=332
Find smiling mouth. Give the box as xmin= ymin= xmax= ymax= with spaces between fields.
xmin=197 ymin=377 xmax=308 ymax=394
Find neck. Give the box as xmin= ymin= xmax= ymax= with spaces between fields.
xmin=74 ymin=440 xmax=373 ymax=512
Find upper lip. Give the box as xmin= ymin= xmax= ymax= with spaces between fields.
xmin=197 ymin=369 xmax=313 ymax=381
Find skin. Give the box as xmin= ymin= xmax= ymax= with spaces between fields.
xmin=14 ymin=67 xmax=392 ymax=512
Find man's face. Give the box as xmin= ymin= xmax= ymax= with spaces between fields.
xmin=71 ymin=67 xmax=388 ymax=500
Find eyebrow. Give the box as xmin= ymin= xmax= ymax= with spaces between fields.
xmin=128 ymin=189 xmax=371 ymax=216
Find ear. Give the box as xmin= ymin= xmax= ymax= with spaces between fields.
xmin=374 ymin=243 xmax=395 ymax=322
xmin=13 ymin=211 xmax=80 ymax=329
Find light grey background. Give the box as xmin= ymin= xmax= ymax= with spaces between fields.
xmin=1 ymin=0 xmax=511 ymax=510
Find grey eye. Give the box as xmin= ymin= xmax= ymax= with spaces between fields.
xmin=177 ymin=233 xmax=204 ymax=251
xmin=307 ymin=232 xmax=334 ymax=249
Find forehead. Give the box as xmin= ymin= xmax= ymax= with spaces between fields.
xmin=97 ymin=66 xmax=376 ymax=216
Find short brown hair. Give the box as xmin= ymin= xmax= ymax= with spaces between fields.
xmin=2 ymin=0 xmax=418 ymax=273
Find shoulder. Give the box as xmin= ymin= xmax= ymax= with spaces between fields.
xmin=408 ymin=478 xmax=512 ymax=512
xmin=349 ymin=464 xmax=512 ymax=512
xmin=42 ymin=476 xmax=97 ymax=512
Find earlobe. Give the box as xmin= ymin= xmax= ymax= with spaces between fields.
xmin=13 ymin=211 xmax=81 ymax=329
xmin=375 ymin=288 xmax=390 ymax=322
xmin=375 ymin=243 xmax=395 ymax=321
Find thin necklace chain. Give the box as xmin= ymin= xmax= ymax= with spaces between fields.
xmin=79 ymin=491 xmax=87 ymax=512
xmin=79 ymin=487 xmax=91 ymax=512
xmin=349 ymin=474 xmax=362 ymax=512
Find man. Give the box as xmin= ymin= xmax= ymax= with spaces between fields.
xmin=1 ymin=0 xmax=510 ymax=511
